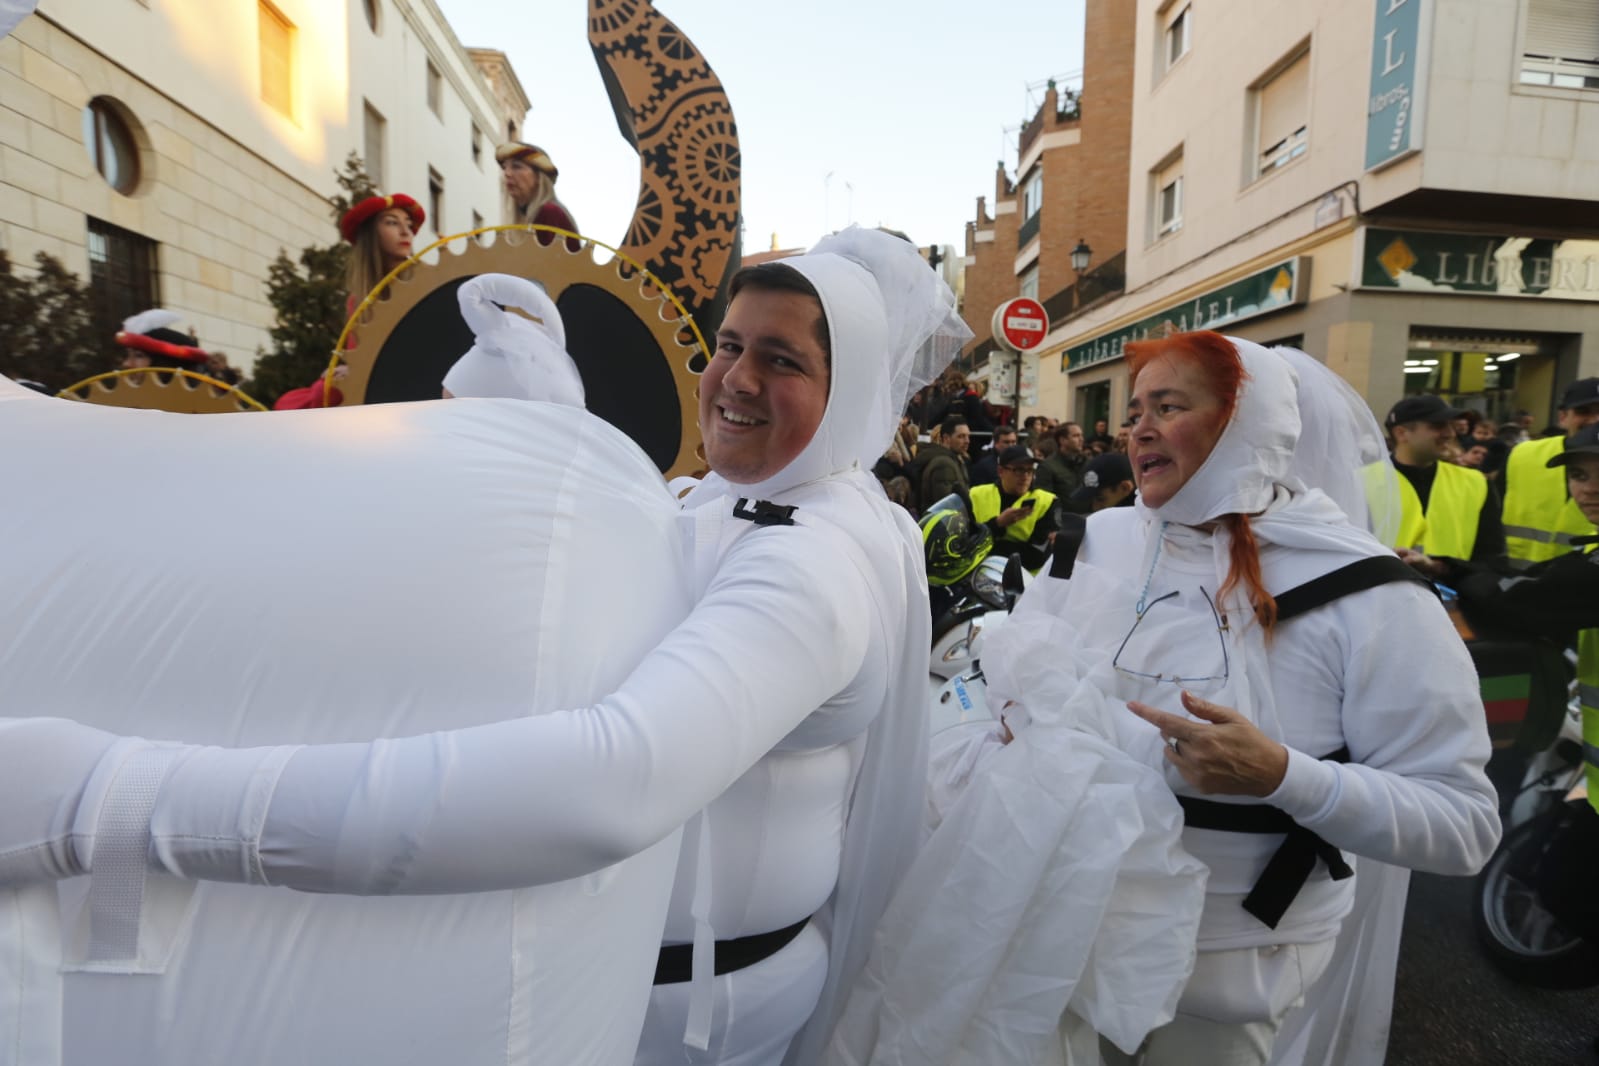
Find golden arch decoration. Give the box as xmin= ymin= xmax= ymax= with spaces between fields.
xmin=58 ymin=368 xmax=267 ymax=414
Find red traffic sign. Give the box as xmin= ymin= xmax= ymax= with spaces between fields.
xmin=992 ymin=297 xmax=1049 ymax=352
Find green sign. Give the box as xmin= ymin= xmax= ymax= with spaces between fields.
xmin=1365 ymin=0 xmax=1429 ymax=171
xmin=1064 ymin=258 xmax=1304 ymax=371
xmin=1361 ymin=229 xmax=1599 ymax=299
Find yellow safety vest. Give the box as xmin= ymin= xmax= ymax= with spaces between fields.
xmin=970 ymin=484 xmax=1057 ymax=543
xmin=1503 ymin=437 xmax=1597 ymax=567
xmin=1393 ymin=461 xmax=1488 ymax=559
xmin=1579 ymin=625 xmax=1598 ymax=815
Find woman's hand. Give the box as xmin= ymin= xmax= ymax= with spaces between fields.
xmin=1127 ymin=690 xmax=1289 ymax=797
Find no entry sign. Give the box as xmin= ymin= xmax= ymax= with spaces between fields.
xmin=991 ymin=297 xmax=1049 ymax=352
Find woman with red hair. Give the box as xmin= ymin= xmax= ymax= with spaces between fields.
xmin=829 ymin=332 xmax=1500 ymax=1066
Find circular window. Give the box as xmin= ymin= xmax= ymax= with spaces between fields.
xmin=82 ymin=98 xmax=141 ymax=195
xmin=363 ymin=0 xmax=379 ymax=32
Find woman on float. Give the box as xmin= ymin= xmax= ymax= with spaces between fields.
xmin=272 ymin=193 xmax=424 ymax=411
xmin=497 ymin=141 xmax=582 ymax=251
xmin=0 ymin=228 xmax=969 ymax=1066
xmin=835 ymin=331 xmax=1502 ymax=1066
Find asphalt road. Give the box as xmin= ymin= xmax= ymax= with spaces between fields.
xmin=1388 ymin=872 xmax=1598 ymax=1065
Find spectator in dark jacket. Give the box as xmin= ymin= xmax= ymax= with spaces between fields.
xmin=904 ymin=416 xmax=970 ymax=511
xmin=969 ymin=425 xmax=1018 ymax=486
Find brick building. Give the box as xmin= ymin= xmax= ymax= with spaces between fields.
xmin=958 ymin=0 xmax=1135 ymax=420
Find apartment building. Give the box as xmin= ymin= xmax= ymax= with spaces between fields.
xmin=1037 ymin=0 xmax=1599 ymax=429
xmin=0 ymin=0 xmax=526 ymax=370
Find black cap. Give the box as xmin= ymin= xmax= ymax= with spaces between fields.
xmin=1557 ymin=377 xmax=1599 ymax=411
xmin=1071 ymin=452 xmax=1133 ymax=503
xmin=1545 ymin=423 xmax=1599 ymax=467
xmin=998 ymin=445 xmax=1037 ymax=468
xmin=1385 ymin=394 xmax=1464 ymax=429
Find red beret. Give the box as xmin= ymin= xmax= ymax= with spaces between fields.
xmin=339 ymin=194 xmax=426 ymax=244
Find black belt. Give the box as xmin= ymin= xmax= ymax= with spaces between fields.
xmin=1178 ymin=747 xmax=1354 ymax=930
xmin=653 ymin=918 xmax=810 ymax=985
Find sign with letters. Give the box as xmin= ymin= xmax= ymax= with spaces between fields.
xmin=1365 ymin=0 xmax=1430 ymax=171
xmin=1063 ymin=258 xmax=1306 ymax=372
xmin=1360 ymin=228 xmax=1599 ymax=301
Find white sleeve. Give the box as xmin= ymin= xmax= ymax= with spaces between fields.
xmin=1264 ymin=583 xmax=1502 ymax=875
xmin=0 ymin=527 xmax=875 ymax=895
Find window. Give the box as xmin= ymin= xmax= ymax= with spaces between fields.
xmin=1165 ymin=6 xmax=1191 ymax=70
xmin=1253 ymin=49 xmax=1309 ymax=179
xmin=428 ymin=167 xmax=444 ymax=234
xmin=471 ymin=126 xmax=483 ymax=166
xmin=1154 ymin=153 xmax=1183 ymax=238
xmin=1022 ymin=170 xmax=1044 ymax=220
xmin=86 ymin=218 xmax=159 ymax=361
xmin=507 ymin=119 xmax=517 ymax=140
xmin=1521 ymin=0 xmax=1599 ymax=88
xmin=1018 ymin=263 xmax=1039 ymax=301
xmin=362 ymin=0 xmax=379 ymax=33
xmin=81 ymin=98 xmax=141 ymax=195
xmin=426 ymin=60 xmax=443 ymax=119
xmin=363 ymin=102 xmax=386 ymax=187
xmin=258 ymin=1 xmax=294 ymax=117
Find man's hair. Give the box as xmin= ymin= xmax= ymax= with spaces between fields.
xmin=728 ymin=262 xmax=831 ymax=366
xmin=1054 ymin=421 xmax=1080 ymax=442
xmin=994 ymin=424 xmax=1018 ymax=439
xmin=939 ymin=415 xmax=969 ymax=439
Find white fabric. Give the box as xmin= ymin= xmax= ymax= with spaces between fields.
xmin=0 ymin=384 xmax=690 ymax=1065
xmin=118 ymin=308 xmax=185 ymax=338
xmin=845 ymin=337 xmax=1499 ymax=1062
xmin=0 ymin=235 xmax=957 ymax=1066
xmin=0 ymin=0 xmax=37 ymax=40
xmin=443 ymin=273 xmax=585 ymax=405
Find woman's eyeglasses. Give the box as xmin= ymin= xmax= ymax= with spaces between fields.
xmin=1112 ymin=586 xmax=1230 ymax=691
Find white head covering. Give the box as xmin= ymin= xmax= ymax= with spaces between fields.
xmin=1 ymin=0 xmax=37 ymax=40
xmin=442 ymin=274 xmax=585 ymax=407
xmin=1135 ymin=335 xmax=1399 ymax=542
xmin=724 ymin=227 xmax=970 ymax=498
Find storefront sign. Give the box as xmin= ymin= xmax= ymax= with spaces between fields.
xmin=1064 ymin=258 xmax=1305 ymax=372
xmin=1365 ymin=0 xmax=1429 ymax=171
xmin=1360 ymin=229 xmax=1599 ymax=300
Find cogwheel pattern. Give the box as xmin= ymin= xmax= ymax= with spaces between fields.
xmin=58 ymin=368 xmax=266 ymax=414
xmin=342 ymin=227 xmax=706 ymax=479
xmin=588 ymin=0 xmax=648 ymax=39
xmin=596 ymin=0 xmax=741 ymax=344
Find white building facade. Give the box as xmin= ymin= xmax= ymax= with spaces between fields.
xmin=0 ymin=0 xmax=526 ymax=371
xmin=1029 ymin=0 xmax=1599 ymax=431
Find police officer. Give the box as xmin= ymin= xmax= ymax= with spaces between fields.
xmin=1455 ymin=423 xmax=1599 ymax=949
xmin=1383 ymin=394 xmax=1504 ymax=578
xmin=969 ymin=444 xmax=1059 ymax=571
xmin=1501 ymin=377 xmax=1599 ymax=567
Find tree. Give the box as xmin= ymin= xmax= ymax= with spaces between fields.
xmin=0 ymin=251 xmax=114 ymax=392
xmin=244 ymin=153 xmax=379 ymax=407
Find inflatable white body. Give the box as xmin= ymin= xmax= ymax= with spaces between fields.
xmin=0 ymin=376 xmax=690 ymax=1065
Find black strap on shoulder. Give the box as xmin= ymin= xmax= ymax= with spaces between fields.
xmin=654 ymin=918 xmax=809 ymax=984
xmin=1047 ymin=512 xmax=1088 ymax=580
xmin=1272 ymin=555 xmax=1436 ymax=624
xmin=1178 ymin=747 xmax=1353 ymax=930
xmin=733 ymin=498 xmax=797 ymax=527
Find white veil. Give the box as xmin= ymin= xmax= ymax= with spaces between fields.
xmin=1272 ymin=346 xmax=1401 ymax=545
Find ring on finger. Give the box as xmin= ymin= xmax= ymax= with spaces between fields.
xmin=1167 ymin=735 xmax=1182 ymax=757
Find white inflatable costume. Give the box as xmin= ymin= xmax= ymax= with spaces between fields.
xmin=443 ymin=273 xmax=586 ymax=406
xmin=0 ymin=228 xmax=970 ymax=1066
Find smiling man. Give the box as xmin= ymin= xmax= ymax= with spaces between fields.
xmin=0 ymin=229 xmax=971 ymax=1066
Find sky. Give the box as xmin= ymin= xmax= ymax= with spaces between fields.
xmin=433 ymin=0 xmax=1087 ymax=254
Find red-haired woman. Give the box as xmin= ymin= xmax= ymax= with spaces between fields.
xmin=273 ymin=193 xmax=425 ymax=411
xmin=833 ymin=332 xmax=1502 ymax=1065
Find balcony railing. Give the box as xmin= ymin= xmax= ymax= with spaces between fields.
xmin=1017 ymin=210 xmax=1041 ymax=250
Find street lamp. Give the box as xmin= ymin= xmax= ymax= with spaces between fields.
xmin=1070 ymin=238 xmax=1092 ymax=274
xmin=1070 ymin=238 xmax=1092 ymax=311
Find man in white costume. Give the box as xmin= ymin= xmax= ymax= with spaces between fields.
xmin=0 ymin=227 xmax=970 ymax=1066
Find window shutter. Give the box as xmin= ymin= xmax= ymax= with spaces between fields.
xmin=1258 ymin=52 xmax=1310 ymax=152
xmin=1524 ymin=0 xmax=1599 ymax=60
